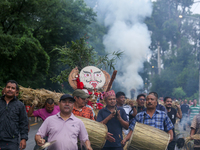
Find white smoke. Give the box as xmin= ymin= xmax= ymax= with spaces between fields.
xmin=95 ymin=0 xmax=153 ymax=97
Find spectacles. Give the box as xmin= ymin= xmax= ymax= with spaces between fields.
xmin=139 ymin=98 xmax=146 ymax=101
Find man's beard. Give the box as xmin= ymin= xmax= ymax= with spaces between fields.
xmin=166 ymin=106 xmax=171 ymax=109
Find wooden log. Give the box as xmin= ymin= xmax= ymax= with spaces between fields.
xmin=106 ymin=70 xmax=117 ymax=92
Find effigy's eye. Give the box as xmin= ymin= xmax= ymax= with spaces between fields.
xmin=84 ymin=73 xmax=91 ymax=77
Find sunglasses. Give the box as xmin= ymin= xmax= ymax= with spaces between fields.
xmin=139 ymin=98 xmax=146 ymax=101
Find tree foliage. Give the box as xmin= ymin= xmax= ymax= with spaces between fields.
xmin=51 ymin=37 xmax=123 ymax=83
xmin=172 ymin=87 xmax=186 ymax=99
xmin=0 ymin=0 xmax=97 ymax=89
xmin=144 ymin=0 xmax=200 ymax=99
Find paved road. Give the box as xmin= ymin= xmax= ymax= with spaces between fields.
xmin=25 ymin=119 xmax=43 ymax=150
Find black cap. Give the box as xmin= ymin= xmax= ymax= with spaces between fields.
xmin=60 ymin=94 xmax=75 ymax=102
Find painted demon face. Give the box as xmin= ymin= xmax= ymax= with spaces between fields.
xmin=79 ymin=66 xmax=105 ymax=90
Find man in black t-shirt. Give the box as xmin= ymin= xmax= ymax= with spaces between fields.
xmin=181 ymin=99 xmax=189 ymax=130
xmin=164 ymin=97 xmax=182 ymax=150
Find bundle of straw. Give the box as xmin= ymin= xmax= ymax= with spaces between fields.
xmin=177 ymin=134 xmax=200 ymax=149
xmin=172 ymin=101 xmax=180 ymax=108
xmin=125 ymin=99 xmax=137 ymax=106
xmin=127 ymin=122 xmax=170 ymax=150
xmin=76 ymin=116 xmax=108 ymax=150
xmin=158 ymin=100 xmax=180 ymax=109
xmin=19 ymin=86 xmax=63 ymax=108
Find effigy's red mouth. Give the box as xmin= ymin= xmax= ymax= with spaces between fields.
xmin=89 ymin=81 xmax=98 ymax=88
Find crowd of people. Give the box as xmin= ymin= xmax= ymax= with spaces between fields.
xmin=1 ymin=80 xmax=200 ymax=150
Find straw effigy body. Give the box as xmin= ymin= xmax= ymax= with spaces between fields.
xmin=127 ymin=122 xmax=170 ymax=150
xmin=19 ymin=86 xmax=63 ymax=108
xmin=76 ymin=116 xmax=108 ymax=150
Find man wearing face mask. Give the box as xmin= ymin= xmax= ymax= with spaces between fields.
xmin=164 ymin=97 xmax=182 ymax=150
xmin=121 ymin=93 xmax=174 ymax=146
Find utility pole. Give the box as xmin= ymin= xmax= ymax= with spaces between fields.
xmin=198 ymin=26 xmax=200 ymax=104
xmin=199 ymin=66 xmax=200 ymax=104
xmin=157 ymin=42 xmax=161 ymax=75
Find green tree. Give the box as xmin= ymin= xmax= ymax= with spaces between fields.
xmin=146 ymin=0 xmax=200 ymax=98
xmin=172 ymin=87 xmax=186 ymax=99
xmin=0 ymin=0 xmax=97 ymax=89
xmin=51 ymin=37 xmax=122 ymax=84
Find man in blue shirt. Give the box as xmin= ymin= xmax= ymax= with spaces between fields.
xmin=121 ymin=93 xmax=173 ymax=145
xmin=97 ymin=90 xmax=128 ymax=150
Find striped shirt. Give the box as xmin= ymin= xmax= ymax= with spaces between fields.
xmin=189 ymin=105 xmax=200 ymax=121
xmin=129 ymin=109 xmax=173 ymax=132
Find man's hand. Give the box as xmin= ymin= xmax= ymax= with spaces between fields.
xmin=116 ymin=110 xmax=122 ymax=120
xmin=87 ymin=146 xmax=93 ymax=150
xmin=101 ymin=111 xmax=116 ymax=124
xmin=19 ymin=139 xmax=26 ymax=150
xmin=190 ymin=136 xmax=194 ymax=140
xmin=129 ymin=101 xmax=135 ymax=107
xmin=108 ymin=111 xmax=116 ymax=119
xmin=169 ymin=136 xmax=173 ymax=142
xmin=121 ymin=139 xmax=127 ymax=147
xmin=36 ymin=138 xmax=45 ymax=147
xmin=176 ymin=104 xmax=181 ymax=109
xmin=106 ymin=132 xmax=115 ymax=142
xmin=32 ymin=99 xmax=38 ymax=106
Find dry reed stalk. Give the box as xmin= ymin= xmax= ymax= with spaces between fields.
xmin=19 ymin=86 xmax=63 ymax=108
xmin=192 ymin=134 xmax=200 ymax=140
xmin=158 ymin=100 xmax=180 ymax=109
xmin=75 ymin=116 xmax=108 ymax=150
xmin=125 ymin=99 xmax=137 ymax=106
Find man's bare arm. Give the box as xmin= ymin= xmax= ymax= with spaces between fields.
xmin=101 ymin=113 xmax=115 ymax=124
xmin=190 ymin=128 xmax=196 ymax=139
xmin=168 ymin=129 xmax=173 ymax=142
xmin=85 ymin=140 xmax=93 ymax=150
xmin=131 ymin=107 xmax=137 ymax=117
xmin=176 ymin=105 xmax=182 ymax=119
xmin=28 ymin=104 xmax=35 ymax=117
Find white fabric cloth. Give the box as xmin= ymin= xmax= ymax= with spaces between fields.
xmin=122 ymin=104 xmax=133 ymax=135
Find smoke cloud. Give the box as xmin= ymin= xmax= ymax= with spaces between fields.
xmin=84 ymin=0 xmax=153 ymax=97
xmin=96 ymin=0 xmax=153 ymax=97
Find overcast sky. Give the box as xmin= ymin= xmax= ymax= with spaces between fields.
xmin=191 ymin=0 xmax=200 ymax=14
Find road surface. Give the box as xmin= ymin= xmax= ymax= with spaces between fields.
xmin=25 ymin=119 xmax=43 ymax=150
